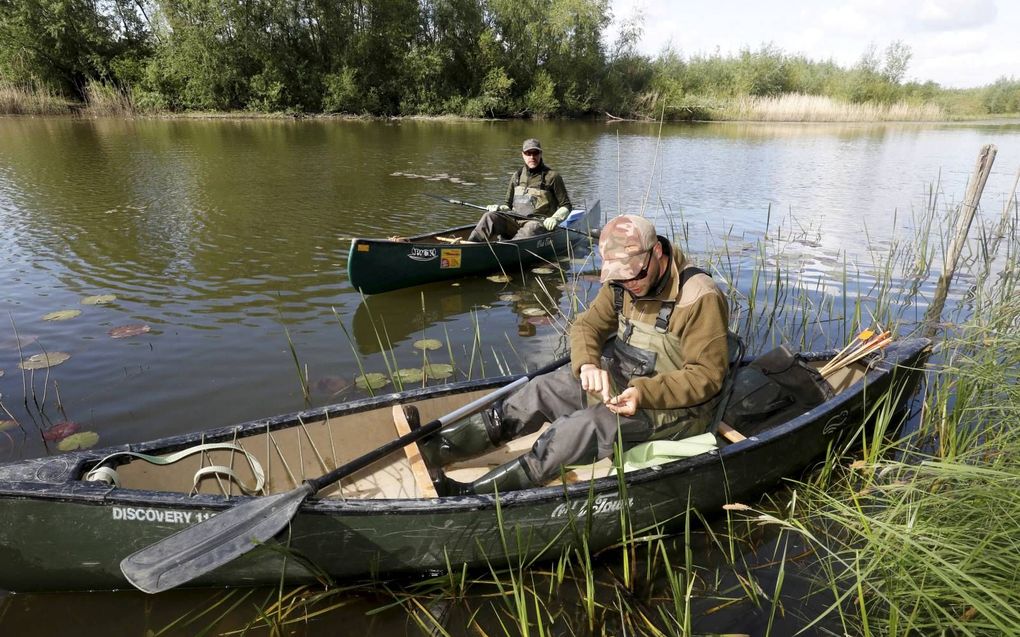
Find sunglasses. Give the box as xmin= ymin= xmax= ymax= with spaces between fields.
xmin=617 ymin=250 xmax=654 ymax=283
xmin=523 ymin=150 xmax=541 ymax=157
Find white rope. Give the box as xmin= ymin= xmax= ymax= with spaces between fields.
xmin=84 ymin=443 xmax=266 ymax=495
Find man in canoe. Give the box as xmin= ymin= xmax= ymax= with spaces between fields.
xmin=419 ymin=214 xmax=731 ymax=494
xmin=466 ymin=138 xmax=573 ymax=242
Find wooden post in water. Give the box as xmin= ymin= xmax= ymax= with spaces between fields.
xmin=922 ymin=144 xmax=997 ymax=339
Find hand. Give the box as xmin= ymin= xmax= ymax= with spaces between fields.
xmin=486 ymin=204 xmax=511 ymax=213
xmin=542 ymin=206 xmax=570 ymax=230
xmin=579 ymin=364 xmax=611 ymax=402
xmin=606 ymin=386 xmax=641 ymax=416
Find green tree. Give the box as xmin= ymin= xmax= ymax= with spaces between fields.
xmin=0 ymin=0 xmax=150 ymax=99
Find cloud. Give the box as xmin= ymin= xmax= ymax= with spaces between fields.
xmin=916 ymin=0 xmax=997 ymax=31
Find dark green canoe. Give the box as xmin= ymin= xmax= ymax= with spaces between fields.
xmin=0 ymin=338 xmax=929 ymax=592
xmin=347 ymin=202 xmax=602 ymax=294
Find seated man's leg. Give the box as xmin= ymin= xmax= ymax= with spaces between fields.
xmin=513 ymin=220 xmax=549 ymax=239
xmin=499 ymin=366 xmax=587 ymax=439
xmin=468 ymin=212 xmax=520 ymax=242
xmin=420 ymin=365 xmax=580 ymax=470
xmin=469 ymin=403 xmax=652 ymax=494
xmin=520 ymin=404 xmax=652 ymax=484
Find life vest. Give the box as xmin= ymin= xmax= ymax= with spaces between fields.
xmin=602 ymin=266 xmax=716 ymax=433
xmin=511 ymin=166 xmax=552 ymax=217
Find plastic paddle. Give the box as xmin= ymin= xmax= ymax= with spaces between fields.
xmin=120 ymin=354 xmax=570 ymax=594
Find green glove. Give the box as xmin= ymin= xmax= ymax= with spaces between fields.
xmin=542 ymin=206 xmax=570 ymax=231
xmin=486 ymin=204 xmax=511 ymax=213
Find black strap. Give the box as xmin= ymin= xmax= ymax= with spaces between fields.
xmin=678 ymin=266 xmax=710 ymax=288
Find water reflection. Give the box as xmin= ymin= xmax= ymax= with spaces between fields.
xmin=350 ymin=259 xmax=597 ymax=356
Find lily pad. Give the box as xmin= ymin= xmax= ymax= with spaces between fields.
xmin=521 ymin=307 xmax=548 ymax=317
xmin=19 ymin=352 xmax=71 ymax=370
xmin=42 ymin=309 xmax=81 ymax=321
xmin=486 ymin=274 xmax=512 ymax=284
xmin=43 ymin=421 xmax=80 ymax=442
xmin=82 ymin=294 xmax=117 ymax=305
xmin=413 ymin=338 xmax=443 ymax=351
xmin=108 ymin=324 xmax=151 ymax=339
xmin=57 ymin=431 xmax=100 ymax=451
xmin=395 ymin=368 xmax=424 ymax=383
xmin=355 ymin=373 xmax=389 ymax=390
xmin=0 ymin=421 xmax=17 ymax=432
xmin=498 ymin=293 xmax=522 ymax=302
xmin=531 ymin=267 xmax=556 ymax=275
xmin=423 ymin=363 xmax=454 ymax=380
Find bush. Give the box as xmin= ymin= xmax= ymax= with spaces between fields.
xmin=524 ymin=71 xmax=559 ymax=117
xmin=247 ymin=72 xmax=287 ymax=112
xmin=322 ymin=68 xmax=362 ymax=114
xmin=982 ymin=77 xmax=1020 ymax=114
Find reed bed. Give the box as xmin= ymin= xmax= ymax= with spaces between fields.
xmin=720 ymin=93 xmax=944 ymax=122
xmin=0 ymin=81 xmax=73 ymax=115
xmin=82 ymin=80 xmax=136 ymax=117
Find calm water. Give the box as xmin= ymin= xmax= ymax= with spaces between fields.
xmin=1 ymin=117 xmax=1018 ymax=632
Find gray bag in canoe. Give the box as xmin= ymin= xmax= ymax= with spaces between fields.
xmin=723 ymin=344 xmax=834 ymax=435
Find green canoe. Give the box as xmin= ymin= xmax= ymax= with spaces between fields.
xmin=347 ymin=202 xmax=602 ymax=294
xmin=0 ymin=338 xmax=929 ymax=592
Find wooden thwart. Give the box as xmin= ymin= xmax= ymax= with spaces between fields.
xmin=718 ymin=422 xmax=746 ymax=443
xmin=392 ymin=405 xmax=438 ymax=498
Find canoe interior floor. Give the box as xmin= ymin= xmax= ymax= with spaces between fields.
xmin=95 ymin=361 xmax=867 ymax=500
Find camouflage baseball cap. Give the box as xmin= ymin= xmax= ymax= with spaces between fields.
xmin=598 ymin=215 xmax=658 ymax=282
xmin=522 ymin=138 xmax=542 ymax=152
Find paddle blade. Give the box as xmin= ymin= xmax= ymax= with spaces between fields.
xmin=120 ymin=485 xmax=312 ymax=593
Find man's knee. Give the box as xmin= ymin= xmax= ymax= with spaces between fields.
xmin=522 ymin=418 xmax=600 ymax=483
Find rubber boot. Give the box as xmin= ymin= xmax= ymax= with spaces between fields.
xmin=416 ymin=406 xmax=507 ymax=467
xmin=468 ymin=457 xmax=537 ymax=494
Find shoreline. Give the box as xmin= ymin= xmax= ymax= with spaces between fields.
xmin=5 ymin=110 xmax=1019 ymax=125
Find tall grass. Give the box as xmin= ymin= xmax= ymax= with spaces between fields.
xmin=0 ymin=81 xmax=73 ymax=115
xmin=82 ymin=80 xmax=136 ymax=116
xmin=720 ymin=93 xmax=944 ymax=122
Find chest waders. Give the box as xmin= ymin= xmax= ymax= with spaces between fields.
xmin=602 ymin=267 xmax=719 ymax=438
xmin=512 ymin=167 xmax=552 ymax=217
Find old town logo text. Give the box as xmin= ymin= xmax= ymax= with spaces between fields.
xmin=551 ymin=495 xmax=633 ymax=518
xmin=408 ymin=247 xmax=438 ymax=262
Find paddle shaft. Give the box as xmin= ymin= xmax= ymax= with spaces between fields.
xmin=307 ymin=354 xmax=568 ymax=493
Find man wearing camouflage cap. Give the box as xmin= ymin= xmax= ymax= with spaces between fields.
xmin=424 ymin=214 xmax=731 ymax=494
xmin=467 ymin=138 xmax=572 ymax=242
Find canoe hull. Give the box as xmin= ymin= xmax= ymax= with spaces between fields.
xmin=0 ymin=338 xmax=930 ymax=592
xmin=347 ymin=203 xmax=601 ymax=294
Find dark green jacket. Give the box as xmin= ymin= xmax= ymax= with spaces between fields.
xmin=502 ymin=162 xmax=571 ymax=217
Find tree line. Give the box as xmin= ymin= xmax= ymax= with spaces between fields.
xmin=1 ymin=0 xmax=1017 ymax=118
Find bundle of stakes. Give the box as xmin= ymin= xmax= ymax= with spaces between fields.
xmin=819 ymin=328 xmax=894 ymax=378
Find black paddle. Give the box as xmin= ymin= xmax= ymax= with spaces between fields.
xmin=423 ymin=193 xmax=599 ymax=240
xmin=120 ymin=354 xmax=570 ymax=594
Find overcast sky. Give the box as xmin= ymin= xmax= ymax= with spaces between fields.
xmin=607 ymin=0 xmax=1018 ymax=88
